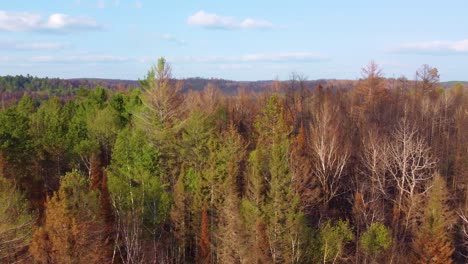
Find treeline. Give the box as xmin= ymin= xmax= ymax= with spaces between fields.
xmin=0 ymin=74 xmax=344 ymax=108
xmin=0 ymin=75 xmax=138 ymax=93
xmin=0 ymin=59 xmax=467 ymax=263
xmin=0 ymin=75 xmax=138 ymax=109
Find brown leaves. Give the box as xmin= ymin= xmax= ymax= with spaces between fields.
xmin=30 ymin=172 xmax=109 ymax=264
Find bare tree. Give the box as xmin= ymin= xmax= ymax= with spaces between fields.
xmin=416 ymin=64 xmax=440 ymax=91
xmin=458 ymin=211 xmax=468 ymax=259
xmin=357 ymin=128 xmax=388 ymax=225
xmin=112 ymin=196 xmax=146 ymax=264
xmin=0 ymin=177 xmax=34 ymax=263
xmin=309 ymin=100 xmax=350 ymax=207
xmin=382 ymin=117 xmax=437 ymax=234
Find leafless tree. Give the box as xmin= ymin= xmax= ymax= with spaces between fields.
xmin=416 ymin=64 xmax=440 ymax=91
xmin=0 ymin=178 xmax=35 ymax=263
xmin=382 ymin=117 xmax=437 ymax=233
xmin=458 ymin=211 xmax=468 ymax=259
xmin=112 ymin=196 xmax=145 ymax=264
xmin=309 ymin=100 xmax=350 ymax=207
xmin=357 ymin=128 xmax=388 ymax=225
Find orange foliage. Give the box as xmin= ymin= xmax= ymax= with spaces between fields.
xmin=197 ymin=206 xmax=211 ymax=264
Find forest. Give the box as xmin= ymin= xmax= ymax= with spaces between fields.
xmin=0 ymin=58 xmax=467 ymax=263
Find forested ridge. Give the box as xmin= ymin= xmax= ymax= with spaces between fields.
xmin=3 ymin=73 xmax=462 ymax=108
xmin=0 ymin=58 xmax=467 ymax=263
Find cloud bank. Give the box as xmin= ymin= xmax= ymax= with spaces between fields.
xmin=0 ymin=10 xmax=102 ymax=33
xmin=187 ymin=10 xmax=273 ymax=30
xmin=0 ymin=40 xmax=70 ymax=51
xmin=180 ymin=52 xmax=327 ymax=63
xmin=30 ymin=55 xmax=128 ymax=63
xmin=391 ymin=39 xmax=468 ymax=54
xmin=240 ymin=52 xmax=327 ymax=62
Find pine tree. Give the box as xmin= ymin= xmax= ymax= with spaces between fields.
xmin=108 ymin=127 xmax=171 ymax=263
xmin=215 ymin=126 xmax=249 ymax=263
xmin=359 ymin=222 xmax=392 ymax=263
xmin=318 ymin=220 xmax=354 ymax=264
xmin=29 ymin=171 xmax=108 ymax=264
xmin=411 ymin=173 xmax=455 ymax=264
xmin=247 ymin=94 xmax=307 ymax=263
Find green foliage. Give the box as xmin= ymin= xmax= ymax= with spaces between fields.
xmin=56 ymin=170 xmax=100 ymax=217
xmin=360 ymin=222 xmax=392 ymax=258
xmin=254 ymin=94 xmax=290 ymax=143
xmin=318 ymin=220 xmax=354 ymax=263
xmin=180 ymin=111 xmax=213 ymax=167
xmin=87 ymin=107 xmax=120 ymax=151
xmin=246 ymin=94 xmax=307 ymax=263
xmin=423 ymin=174 xmax=455 ymax=233
xmin=0 ymin=107 xmax=33 ymax=156
xmin=128 ymin=88 xmax=143 ymax=109
xmin=108 ymin=127 xmax=170 ymax=227
xmin=65 ymin=101 xmax=99 ymax=159
xmin=178 ymin=111 xmax=214 ymax=210
xmin=411 ymin=173 xmax=455 ymax=263
xmin=0 ymin=75 xmax=71 ymax=93
xmin=87 ymin=86 xmax=108 ymax=109
xmin=1 ymin=61 xmax=467 ymax=263
xmin=109 ymin=93 xmax=131 ymax=127
xmin=0 ymin=175 xmax=33 ymax=262
xmin=30 ymin=97 xmax=67 ymax=156
xmin=16 ymin=95 xmax=36 ymax=114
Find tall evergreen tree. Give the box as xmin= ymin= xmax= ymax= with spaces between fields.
xmin=30 ymin=171 xmax=108 ymax=264
xmin=411 ymin=173 xmax=456 ymax=264
xmin=246 ymin=94 xmax=307 ymax=263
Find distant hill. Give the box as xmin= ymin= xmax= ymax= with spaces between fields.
xmin=179 ymin=78 xmax=339 ymax=94
xmin=1 ymin=75 xmax=465 ymax=100
xmin=440 ymin=81 xmax=468 ymax=88
xmin=0 ymin=75 xmax=352 ymax=95
xmin=55 ymin=78 xmax=468 ymax=93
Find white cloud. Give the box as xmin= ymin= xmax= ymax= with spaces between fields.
xmin=178 ymin=52 xmax=327 ymax=63
xmin=218 ymin=64 xmax=254 ymax=70
xmin=0 ymin=40 xmax=70 ymax=51
xmin=29 ymin=55 xmax=128 ymax=63
xmin=0 ymin=11 xmax=42 ymax=31
xmin=187 ymin=10 xmax=273 ymax=30
xmin=391 ymin=39 xmax=468 ymax=54
xmin=43 ymin=13 xmax=101 ymax=31
xmin=18 ymin=42 xmax=68 ymax=50
xmin=0 ymin=10 xmax=102 ymax=33
xmin=240 ymin=52 xmax=327 ymax=62
xmin=239 ymin=18 xmax=273 ymax=29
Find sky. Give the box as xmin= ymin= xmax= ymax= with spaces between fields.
xmin=1 ymin=0 xmax=468 ymax=81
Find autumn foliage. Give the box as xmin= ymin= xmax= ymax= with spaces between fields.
xmin=0 ymin=60 xmax=467 ymax=263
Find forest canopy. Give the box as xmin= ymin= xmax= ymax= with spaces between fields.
xmin=0 ymin=59 xmax=467 ymax=263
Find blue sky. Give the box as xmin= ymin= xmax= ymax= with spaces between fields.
xmin=1 ymin=0 xmax=467 ymax=81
